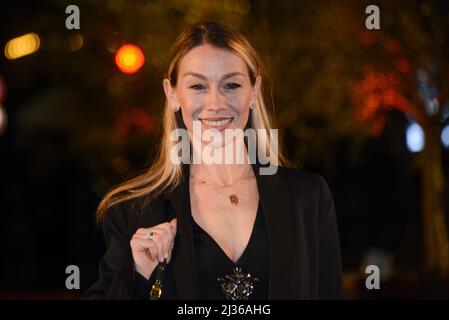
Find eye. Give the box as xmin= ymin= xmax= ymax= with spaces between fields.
xmin=224 ymin=83 xmax=241 ymax=90
xmin=189 ymin=84 xmax=206 ymax=90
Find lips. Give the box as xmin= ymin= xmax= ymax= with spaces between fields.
xmin=198 ymin=117 xmax=234 ymax=130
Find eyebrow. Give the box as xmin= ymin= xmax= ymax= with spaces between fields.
xmin=182 ymin=71 xmax=245 ymax=80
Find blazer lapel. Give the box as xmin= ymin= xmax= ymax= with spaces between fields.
xmin=166 ymin=164 xmax=199 ymax=299
xmin=252 ymin=163 xmax=302 ymax=299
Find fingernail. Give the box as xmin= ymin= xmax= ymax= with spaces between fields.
xmin=164 ymin=253 xmax=168 ymax=259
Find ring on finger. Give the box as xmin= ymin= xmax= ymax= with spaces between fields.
xmin=146 ymin=231 xmax=154 ymax=240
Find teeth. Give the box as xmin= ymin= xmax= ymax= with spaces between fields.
xmin=201 ymin=118 xmax=232 ymax=127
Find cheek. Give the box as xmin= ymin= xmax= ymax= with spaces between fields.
xmin=178 ymin=94 xmax=199 ymax=117
xmin=233 ymin=95 xmax=251 ymax=116
xmin=177 ymin=90 xmax=194 ymax=108
xmin=232 ymin=107 xmax=250 ymax=131
xmin=227 ymin=92 xmax=251 ymax=109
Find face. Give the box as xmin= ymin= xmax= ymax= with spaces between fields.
xmin=163 ymin=44 xmax=261 ymax=147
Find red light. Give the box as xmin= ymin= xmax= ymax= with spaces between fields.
xmin=115 ymin=44 xmax=145 ymax=74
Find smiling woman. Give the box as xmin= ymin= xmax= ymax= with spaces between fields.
xmin=164 ymin=44 xmax=261 ymax=154
xmin=85 ymin=21 xmax=343 ymax=300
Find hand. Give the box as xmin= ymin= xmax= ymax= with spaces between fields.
xmin=130 ymin=218 xmax=177 ymax=280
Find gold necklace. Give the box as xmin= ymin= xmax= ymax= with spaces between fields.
xmin=189 ymin=168 xmax=253 ymax=206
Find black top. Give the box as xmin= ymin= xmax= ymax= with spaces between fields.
xmin=192 ymin=200 xmax=269 ymax=300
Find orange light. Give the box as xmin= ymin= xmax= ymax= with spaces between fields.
xmin=114 ymin=44 xmax=145 ymax=74
xmin=4 ymin=33 xmax=40 ymax=60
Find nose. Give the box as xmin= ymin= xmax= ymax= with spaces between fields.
xmin=204 ymin=86 xmax=226 ymax=112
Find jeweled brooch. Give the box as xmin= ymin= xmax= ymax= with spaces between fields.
xmin=217 ymin=266 xmax=259 ymax=300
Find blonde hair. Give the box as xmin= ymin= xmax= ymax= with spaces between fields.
xmin=96 ymin=21 xmax=288 ymax=223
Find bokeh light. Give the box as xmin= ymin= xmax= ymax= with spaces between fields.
xmin=68 ymin=34 xmax=83 ymax=51
xmin=406 ymin=122 xmax=425 ymax=153
xmin=114 ymin=44 xmax=145 ymax=74
xmin=4 ymin=33 xmax=40 ymax=60
xmin=0 ymin=103 xmax=7 ymax=137
xmin=441 ymin=124 xmax=449 ymax=149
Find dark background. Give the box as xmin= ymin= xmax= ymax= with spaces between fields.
xmin=1 ymin=0 xmax=448 ymax=298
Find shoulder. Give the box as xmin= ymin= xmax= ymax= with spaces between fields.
xmin=102 ymin=194 xmax=164 ymax=238
xmin=276 ymin=166 xmax=334 ymax=209
xmin=277 ymin=166 xmax=328 ymax=191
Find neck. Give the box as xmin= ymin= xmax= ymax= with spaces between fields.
xmin=190 ymin=162 xmax=253 ymax=186
xmin=189 ymin=143 xmax=254 ymax=186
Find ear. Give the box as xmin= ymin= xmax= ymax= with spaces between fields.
xmin=249 ymin=75 xmax=262 ymax=108
xmin=163 ymin=78 xmax=180 ymax=111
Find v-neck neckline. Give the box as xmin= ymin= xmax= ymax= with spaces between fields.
xmin=191 ymin=202 xmax=260 ymax=265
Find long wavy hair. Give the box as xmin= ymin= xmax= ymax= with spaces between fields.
xmin=96 ymin=21 xmax=288 ymax=223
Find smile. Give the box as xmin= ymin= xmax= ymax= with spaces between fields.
xmin=199 ymin=117 xmax=234 ymax=130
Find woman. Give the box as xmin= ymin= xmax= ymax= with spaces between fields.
xmin=85 ymin=21 xmax=343 ymax=300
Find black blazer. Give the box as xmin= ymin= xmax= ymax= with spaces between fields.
xmin=84 ymin=163 xmax=343 ymax=299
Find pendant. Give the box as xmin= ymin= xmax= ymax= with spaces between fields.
xmin=229 ymin=194 xmax=239 ymax=205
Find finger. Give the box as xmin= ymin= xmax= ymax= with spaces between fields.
xmin=148 ymin=223 xmax=176 ymax=261
xmin=160 ymin=221 xmax=177 ymax=259
xmin=131 ymin=238 xmax=159 ymax=261
xmin=167 ymin=250 xmax=172 ymax=264
xmin=135 ymin=227 xmax=156 ymax=235
xmin=148 ymin=231 xmax=165 ymax=262
xmin=134 ymin=228 xmax=160 ymax=240
xmin=135 ymin=219 xmax=176 ymax=240
xmin=134 ymin=228 xmax=168 ymax=262
xmin=137 ymin=223 xmax=173 ymax=240
xmin=145 ymin=247 xmax=159 ymax=262
xmin=170 ymin=218 xmax=177 ymax=233
xmin=133 ymin=222 xmax=176 ymax=261
xmin=153 ymin=224 xmax=174 ymax=241
xmin=152 ymin=226 xmax=171 ymax=261
xmin=135 ymin=228 xmax=170 ymax=253
xmin=161 ymin=233 xmax=175 ymax=260
xmin=166 ymin=242 xmax=172 ymax=263
xmin=135 ymin=227 xmax=160 ymax=236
